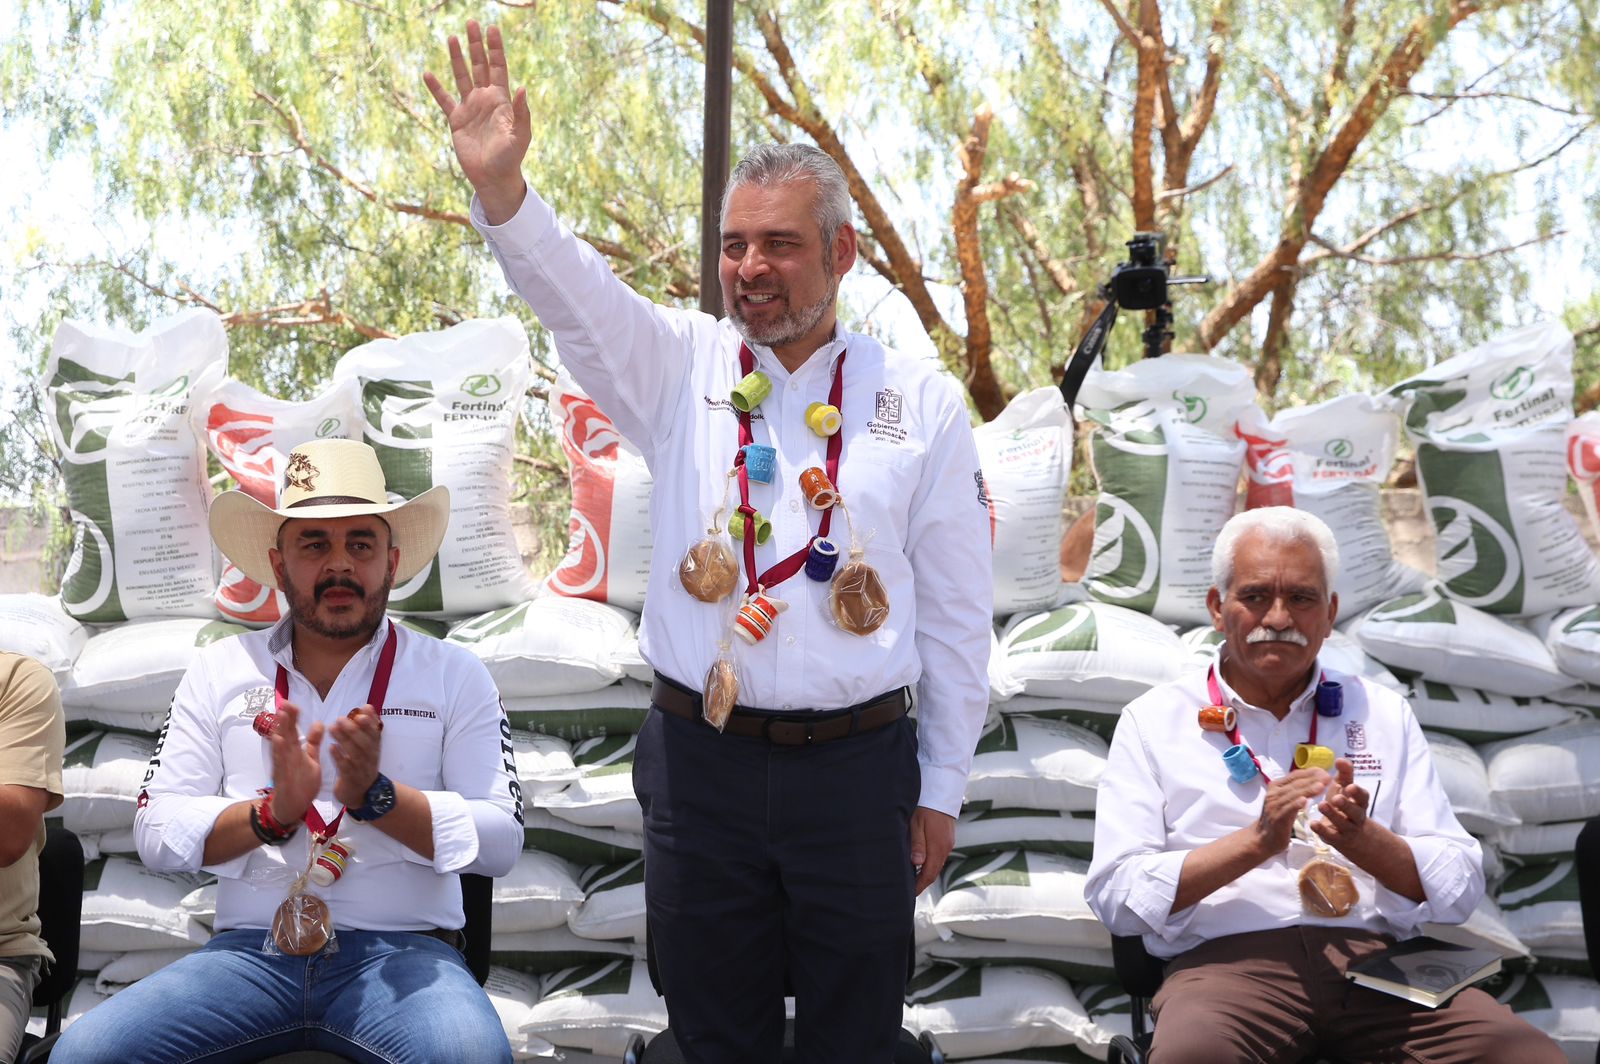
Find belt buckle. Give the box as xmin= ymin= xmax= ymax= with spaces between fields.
xmin=759 ymin=715 xmax=814 ymax=745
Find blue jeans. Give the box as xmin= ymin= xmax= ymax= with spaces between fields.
xmin=50 ymin=929 xmax=513 ymax=1064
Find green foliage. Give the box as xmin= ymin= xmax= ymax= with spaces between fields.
xmin=5 ymin=0 xmax=1600 ymax=589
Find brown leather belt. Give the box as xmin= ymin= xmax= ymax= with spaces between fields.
xmin=651 ymin=673 xmax=909 ymax=745
xmin=414 ymin=927 xmax=465 ymax=952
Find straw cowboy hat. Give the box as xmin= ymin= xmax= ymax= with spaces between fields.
xmin=209 ymin=438 xmax=450 ymax=590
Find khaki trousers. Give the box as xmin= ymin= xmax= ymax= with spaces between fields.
xmin=1148 ymin=927 xmax=1564 ymax=1064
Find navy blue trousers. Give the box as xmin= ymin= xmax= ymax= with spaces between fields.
xmin=632 ymin=701 xmax=920 ymax=1064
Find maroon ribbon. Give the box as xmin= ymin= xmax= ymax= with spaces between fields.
xmin=733 ymin=344 xmax=847 ymax=596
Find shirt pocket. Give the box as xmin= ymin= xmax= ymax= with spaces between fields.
xmin=376 ymin=708 xmax=446 ymax=791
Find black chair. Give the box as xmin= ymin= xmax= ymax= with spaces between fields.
xmin=623 ymin=1024 xmax=947 ymax=1063
xmin=1105 ymin=934 xmax=1165 ymax=1064
xmin=17 ymin=824 xmax=84 ymax=1064
xmin=1577 ymin=816 xmax=1599 ymax=1064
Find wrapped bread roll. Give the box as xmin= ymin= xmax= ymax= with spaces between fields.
xmin=829 ymin=560 xmax=889 ymax=635
xmin=679 ymin=538 xmax=740 ymax=603
xmin=1299 ymin=858 xmax=1358 ymax=917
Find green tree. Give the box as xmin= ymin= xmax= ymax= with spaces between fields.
xmin=5 ymin=0 xmax=1599 ymax=532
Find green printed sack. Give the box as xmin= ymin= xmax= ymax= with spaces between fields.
xmin=1350 ymin=588 xmax=1568 ymax=697
xmin=902 ymin=963 xmax=1098 ymax=1059
xmin=1390 ymin=321 xmax=1600 ymax=615
xmin=1000 ymin=601 xmax=1184 ymax=710
xmin=45 ymin=310 xmax=225 ymax=622
xmin=1236 ymin=394 xmax=1425 ymax=614
xmin=1543 ymin=604 xmax=1600 ymax=685
xmin=332 ymin=317 xmax=538 ymax=616
xmin=1496 ymin=859 xmax=1587 ymax=963
xmin=933 ymin=850 xmax=1110 ymax=949
xmin=1076 ymin=355 xmax=1255 ymax=626
xmin=1493 ymin=972 xmax=1600 ymax=1057
xmin=533 ymin=732 xmax=641 ymax=834
xmin=521 ymin=960 xmax=667 ymax=1055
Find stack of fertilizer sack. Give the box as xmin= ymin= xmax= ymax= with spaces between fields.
xmin=8 ymin=309 xmax=1600 ymax=1062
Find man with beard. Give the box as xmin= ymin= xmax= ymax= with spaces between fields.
xmin=1085 ymin=507 xmax=1562 ymax=1063
xmin=425 ymin=22 xmax=991 ymax=1063
xmin=52 ymin=438 xmax=523 ymax=1064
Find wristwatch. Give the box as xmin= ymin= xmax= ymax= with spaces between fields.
xmin=348 ymin=773 xmax=397 ymax=822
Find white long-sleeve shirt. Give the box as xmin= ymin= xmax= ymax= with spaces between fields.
xmin=472 ymin=190 xmax=993 ymax=816
xmin=135 ymin=618 xmax=523 ymax=932
xmin=1085 ymin=659 xmax=1483 ymax=959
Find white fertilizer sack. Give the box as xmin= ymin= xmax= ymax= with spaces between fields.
xmin=57 ymin=730 xmax=158 ymax=834
xmin=1421 ymin=731 xmax=1519 ymax=833
xmin=933 ymin=850 xmax=1110 ymax=950
xmin=1389 ymin=322 xmax=1600 ymax=615
xmin=903 ymin=963 xmax=1099 ymax=1060
xmin=965 ymin=717 xmax=1107 ymax=813
xmin=1350 ymin=589 xmax=1569 ymax=697
xmin=1481 ymin=720 xmax=1600 ymax=824
xmin=567 ymin=858 xmax=646 ymax=943
xmin=492 ymin=849 xmax=587 ymax=934
xmin=45 ymin=309 xmax=225 ymax=622
xmin=1403 ymin=679 xmax=1586 ymax=744
xmin=79 ymin=857 xmax=211 ymax=953
xmin=510 ymin=729 xmax=579 ymax=797
xmin=447 ymin=598 xmax=632 ymax=698
xmin=63 ymin=618 xmax=248 ymax=728
xmin=1495 ymin=973 xmax=1600 ymax=1063
xmin=1076 ymin=354 xmax=1255 ymax=626
xmin=490 ymin=926 xmax=643 ymax=975
xmin=1497 ymin=858 xmax=1586 ymax=957
xmin=0 ymin=593 xmax=89 ymax=681
xmin=534 ymin=732 xmax=641 ymax=834
xmin=332 ymin=317 xmax=539 ymax=616
xmin=544 ymin=371 xmax=654 ymax=612
xmin=1000 ymin=602 xmax=1184 ymax=706
xmin=520 ymin=960 xmax=667 ymax=1055
xmin=1236 ymin=394 xmax=1425 ymax=615
xmin=955 ymin=803 xmax=1097 ymax=861
xmin=190 ymin=369 xmax=361 ymax=626
xmin=975 ymin=387 xmax=1073 ymax=616
xmin=502 ymin=680 xmax=653 ymax=740
xmin=1543 ymin=604 xmax=1600 ymax=686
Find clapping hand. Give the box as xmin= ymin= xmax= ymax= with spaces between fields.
xmin=424 ymin=20 xmax=531 ymax=222
xmin=1310 ymin=758 xmax=1372 ymax=856
xmin=267 ymin=702 xmax=323 ymax=825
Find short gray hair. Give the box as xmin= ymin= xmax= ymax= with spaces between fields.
xmin=1212 ymin=507 xmax=1340 ymax=598
xmin=720 ymin=144 xmax=852 ymax=248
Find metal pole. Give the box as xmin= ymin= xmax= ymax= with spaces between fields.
xmin=700 ymin=0 xmax=734 ymax=317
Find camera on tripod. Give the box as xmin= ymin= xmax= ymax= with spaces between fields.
xmin=1058 ymin=232 xmax=1211 ymax=406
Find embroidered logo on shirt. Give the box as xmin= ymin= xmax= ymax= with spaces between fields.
xmin=875 ymin=389 xmax=903 ymax=424
xmin=1345 ymin=721 xmax=1367 ymax=751
xmin=704 ymin=395 xmax=763 ymax=419
xmin=239 ymin=686 xmax=273 ymax=719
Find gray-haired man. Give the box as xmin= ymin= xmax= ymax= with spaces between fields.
xmin=427 ymin=21 xmax=993 ymax=1063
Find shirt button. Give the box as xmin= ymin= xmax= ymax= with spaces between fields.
xmin=790 ymin=500 xmax=801 ymax=512
xmin=781 ymin=704 xmax=793 ymax=710
xmin=786 ymin=635 xmax=796 ymax=645
xmin=789 ymin=381 xmax=799 ymax=391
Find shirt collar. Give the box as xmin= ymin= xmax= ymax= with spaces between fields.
xmin=266 ymin=614 xmax=393 ymax=673
xmin=1211 ymin=648 xmax=1321 ymax=718
xmin=745 ymin=321 xmax=849 ymax=380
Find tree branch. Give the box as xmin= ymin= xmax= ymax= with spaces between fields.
xmin=253 ymin=87 xmax=472 ymax=227
xmin=952 ymin=105 xmax=1007 ymax=420
xmin=1004 ymin=204 xmax=1081 ymax=298
xmin=1198 ymin=0 xmax=1507 ymax=353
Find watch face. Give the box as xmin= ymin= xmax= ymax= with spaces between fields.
xmin=355 ymin=774 xmax=396 ymax=820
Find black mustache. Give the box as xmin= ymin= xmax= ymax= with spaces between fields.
xmin=315 ymin=577 xmax=366 ymax=600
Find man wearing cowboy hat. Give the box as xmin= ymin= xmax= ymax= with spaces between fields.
xmin=53 ymin=438 xmax=523 ymax=1064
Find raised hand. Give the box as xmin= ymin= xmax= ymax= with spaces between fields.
xmin=1252 ymin=767 xmax=1332 ymax=857
xmin=329 ymin=705 xmax=385 ymax=809
xmin=423 ymin=20 xmax=531 ymax=222
xmin=267 ymin=702 xmax=324 ymax=825
xmin=1310 ymin=757 xmax=1372 ymax=856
